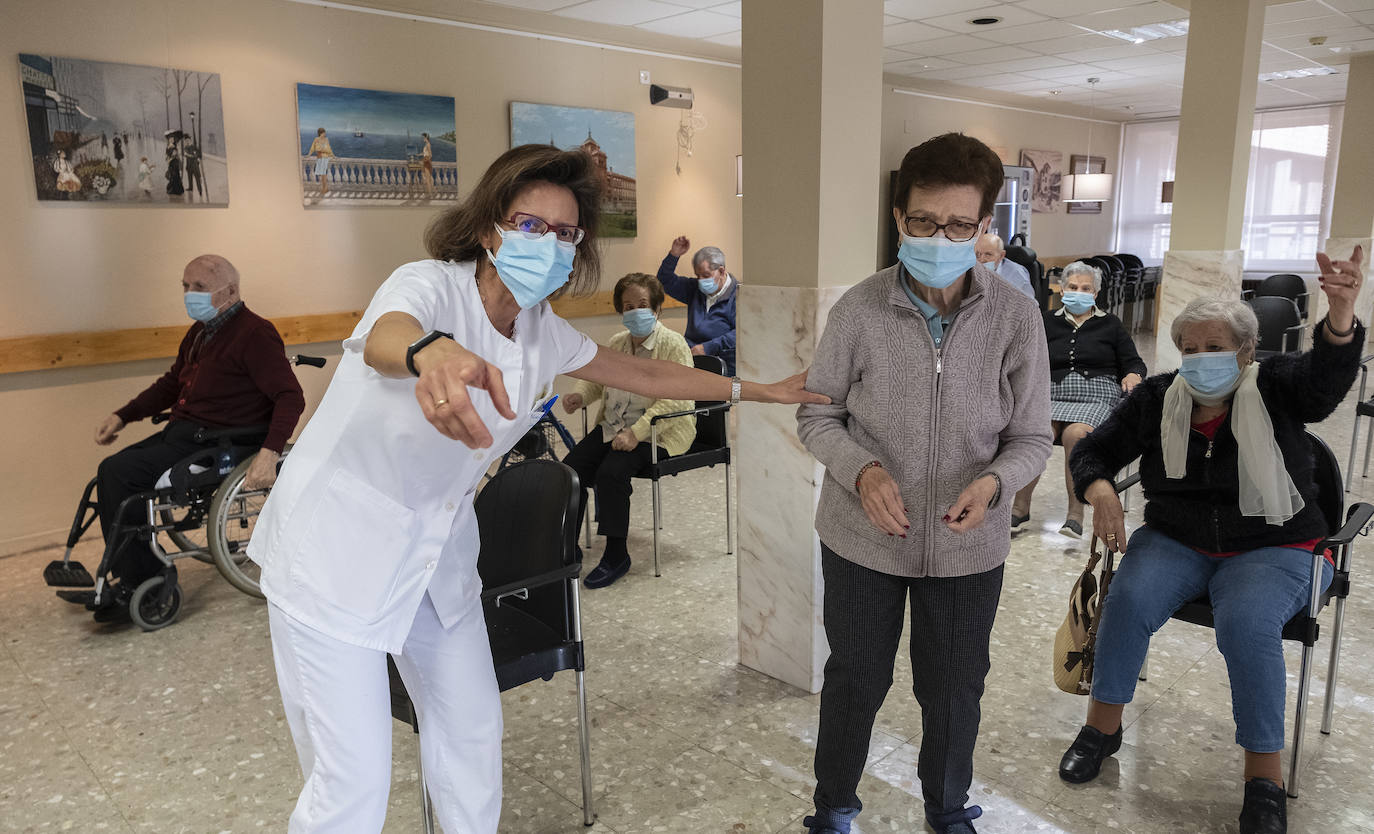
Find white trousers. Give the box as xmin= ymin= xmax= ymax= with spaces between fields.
xmin=268 ymin=593 xmax=503 ymax=833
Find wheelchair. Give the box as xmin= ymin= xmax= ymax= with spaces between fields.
xmin=42 ymin=354 xmax=326 ymax=631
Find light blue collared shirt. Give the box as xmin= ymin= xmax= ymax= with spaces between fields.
xmin=900 ymin=276 xmax=957 ymax=347
xmin=993 ymin=258 xmax=1036 ymax=300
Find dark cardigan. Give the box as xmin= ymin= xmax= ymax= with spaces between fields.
xmin=1070 ymin=324 xmax=1364 ymax=553
xmin=1045 ymin=308 xmax=1147 ymax=384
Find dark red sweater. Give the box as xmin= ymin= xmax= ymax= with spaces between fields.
xmin=115 ymin=305 xmax=306 ymax=453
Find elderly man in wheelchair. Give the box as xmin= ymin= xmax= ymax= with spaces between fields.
xmin=43 ymin=254 xmax=311 ymax=629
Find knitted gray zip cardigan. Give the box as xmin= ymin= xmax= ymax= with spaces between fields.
xmin=797 ymin=263 xmax=1052 ymax=577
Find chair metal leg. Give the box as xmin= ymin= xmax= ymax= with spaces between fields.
xmin=1288 ymin=642 xmax=1315 ymax=798
xmin=417 ymin=733 xmax=436 ymax=834
xmin=576 ymin=668 xmax=595 ymax=826
xmin=651 ymin=479 xmax=662 ymax=578
xmin=583 ymin=491 xmax=592 ymax=550
xmin=1364 ymin=423 xmax=1374 ymax=479
xmin=725 ymin=462 xmax=734 ymax=555
xmin=1322 ymin=595 xmax=1348 ymax=734
xmin=1138 ymin=653 xmax=1148 ymax=682
xmin=1350 ymin=420 xmax=1363 ymax=493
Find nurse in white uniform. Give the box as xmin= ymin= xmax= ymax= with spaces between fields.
xmin=249 ymin=144 xmax=828 ymax=833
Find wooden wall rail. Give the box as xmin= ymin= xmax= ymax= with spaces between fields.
xmin=1 ymin=291 xmax=682 ymax=375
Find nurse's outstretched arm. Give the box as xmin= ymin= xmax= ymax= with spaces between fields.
xmin=567 ymin=345 xmax=831 ymax=406
xmin=364 ymin=311 xmax=516 ymax=448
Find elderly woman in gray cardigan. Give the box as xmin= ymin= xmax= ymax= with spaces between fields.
xmin=796 ymin=133 xmax=1051 ymax=834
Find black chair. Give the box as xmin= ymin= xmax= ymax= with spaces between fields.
xmin=1251 ymin=273 xmax=1310 ymax=321
xmin=635 ymin=353 xmax=733 ymax=576
xmin=1082 ymin=256 xmax=1120 ymax=317
xmin=1248 ymin=295 xmax=1306 ymax=358
xmin=1344 ymin=353 xmax=1374 ymax=488
xmin=387 ymin=459 xmax=594 ymax=830
xmin=1116 ymin=432 xmax=1372 ymax=797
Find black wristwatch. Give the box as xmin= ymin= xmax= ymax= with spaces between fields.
xmin=405 ymin=330 xmax=453 ymax=377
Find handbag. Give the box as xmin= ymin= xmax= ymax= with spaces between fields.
xmin=1052 ymin=536 xmax=1115 ymax=695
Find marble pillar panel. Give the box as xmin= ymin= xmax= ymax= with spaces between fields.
xmin=736 ymin=283 xmax=849 ymax=694
xmin=1313 ymin=237 xmax=1374 ymax=328
xmin=1153 ymin=249 xmax=1244 ymax=371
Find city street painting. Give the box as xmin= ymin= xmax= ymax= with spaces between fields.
xmin=20 ymin=53 xmax=228 ymax=205
xmin=510 ymin=101 xmax=636 ymax=238
xmin=296 ymin=82 xmax=457 ymax=207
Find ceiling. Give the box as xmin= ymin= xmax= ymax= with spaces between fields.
xmin=376 ymin=0 xmax=1374 ymax=119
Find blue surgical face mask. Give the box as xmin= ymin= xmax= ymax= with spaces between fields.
xmin=184 ymin=291 xmax=219 ymax=322
xmin=898 ymin=232 xmax=979 ymax=289
xmin=1179 ymin=350 xmax=1241 ymax=398
xmin=486 ymin=223 xmax=577 ymax=310
xmin=1061 ymin=291 xmax=1096 ymax=315
xmin=622 ymin=308 xmax=656 ymax=338
xmin=698 ymin=276 xmax=719 ymax=295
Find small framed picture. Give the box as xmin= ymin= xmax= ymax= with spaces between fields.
xmin=1067 ymin=154 xmax=1106 ymax=215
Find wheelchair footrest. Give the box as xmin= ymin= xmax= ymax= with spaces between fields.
xmin=43 ymin=560 xmax=95 ymax=588
xmin=55 ymin=589 xmax=97 ymax=605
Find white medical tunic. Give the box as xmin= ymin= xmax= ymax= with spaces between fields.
xmin=250 ymin=259 xmax=597 ymax=653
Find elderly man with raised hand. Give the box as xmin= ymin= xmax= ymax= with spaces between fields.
xmin=656 ymin=236 xmax=738 ymax=375
xmin=975 ymin=233 xmax=1035 ymax=300
xmin=90 ymin=254 xmax=305 ymax=621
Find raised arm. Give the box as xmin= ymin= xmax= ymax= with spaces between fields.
xmin=566 ymin=344 xmax=828 ymax=406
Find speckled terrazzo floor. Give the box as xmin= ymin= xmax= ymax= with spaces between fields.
xmin=6 ymin=325 xmax=1374 ymax=833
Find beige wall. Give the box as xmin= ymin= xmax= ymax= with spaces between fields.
xmin=881 ymin=85 xmax=1122 ymax=264
xmin=0 ymin=0 xmax=737 ymax=550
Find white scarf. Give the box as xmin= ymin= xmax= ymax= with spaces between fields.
xmin=1160 ymin=361 xmax=1303 ymax=525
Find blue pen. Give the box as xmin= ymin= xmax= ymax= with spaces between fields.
xmin=538 ymin=394 xmax=559 ymax=419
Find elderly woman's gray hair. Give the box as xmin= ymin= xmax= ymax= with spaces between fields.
xmin=692 ymin=246 xmax=726 ymax=271
xmin=1169 ymin=296 xmax=1260 ymax=351
xmin=1062 ymin=261 xmax=1100 ymax=290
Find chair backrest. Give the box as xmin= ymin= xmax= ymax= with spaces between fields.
xmin=1114 ymin=252 xmax=1144 ymax=271
xmin=690 ymin=353 xmax=729 ymax=450
xmin=1004 ymin=243 xmax=1046 ymax=302
xmin=1255 ymin=273 xmax=1309 ymax=317
xmin=475 ymin=459 xmax=581 ymax=632
xmin=1307 ymin=431 xmax=1345 ymax=535
xmin=1247 ymin=296 xmax=1302 ymax=352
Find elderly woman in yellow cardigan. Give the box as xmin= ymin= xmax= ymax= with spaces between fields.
xmin=562 ymin=272 xmax=698 ymax=588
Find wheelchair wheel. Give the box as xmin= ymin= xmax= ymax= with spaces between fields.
xmin=208 ymin=455 xmax=268 ymax=599
xmin=130 ymin=575 xmax=182 ymax=631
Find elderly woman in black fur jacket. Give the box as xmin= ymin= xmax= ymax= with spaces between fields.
xmin=1058 ymin=247 xmax=1364 ymax=834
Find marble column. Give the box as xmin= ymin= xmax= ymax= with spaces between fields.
xmin=736 ymin=0 xmax=882 ymax=693
xmin=1154 ymin=0 xmax=1265 ymax=365
xmin=1314 ymin=54 xmax=1374 ymax=327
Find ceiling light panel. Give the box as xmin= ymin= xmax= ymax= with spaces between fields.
xmin=1258 ymin=65 xmax=1339 ymax=80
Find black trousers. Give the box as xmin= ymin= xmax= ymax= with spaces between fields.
xmin=95 ymin=421 xmax=210 ymax=585
xmin=813 ymin=543 xmax=1004 ymax=819
xmin=561 ymin=431 xmax=667 ymax=541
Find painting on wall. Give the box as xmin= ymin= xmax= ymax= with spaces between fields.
xmin=20 ymin=53 xmax=228 ymax=205
xmin=296 ymin=83 xmax=457 ymax=207
xmin=510 ymin=101 xmax=636 ymax=238
xmin=1066 ymin=154 xmax=1106 ymax=215
xmin=1019 ymin=148 xmax=1062 ymax=214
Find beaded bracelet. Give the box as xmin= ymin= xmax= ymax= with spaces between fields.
xmin=855 ymin=460 xmax=883 ymax=491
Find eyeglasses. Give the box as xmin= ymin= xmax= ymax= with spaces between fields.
xmin=902 ymin=215 xmax=981 ymax=243
xmin=505 ymin=212 xmax=585 ymax=245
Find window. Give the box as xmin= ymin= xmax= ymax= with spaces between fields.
xmin=1116 ymin=105 xmax=1343 ymax=271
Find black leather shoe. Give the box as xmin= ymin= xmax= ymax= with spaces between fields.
xmin=1058 ymin=724 xmax=1122 ymax=783
xmin=1010 ymin=513 xmax=1031 ymax=534
xmin=1239 ymin=778 xmax=1286 ymax=834
xmin=583 ymin=555 xmax=630 ymax=589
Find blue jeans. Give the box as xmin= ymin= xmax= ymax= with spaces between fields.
xmin=1091 ymin=525 xmax=1333 ymax=753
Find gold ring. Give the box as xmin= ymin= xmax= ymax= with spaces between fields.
xmin=434 ymin=398 xmax=449 ymax=408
